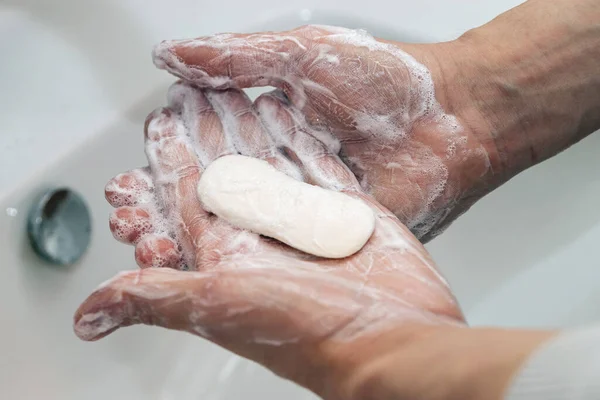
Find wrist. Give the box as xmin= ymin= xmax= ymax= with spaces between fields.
xmin=440 ymin=0 xmax=600 ymax=185
xmin=306 ymin=324 xmax=437 ymax=400
xmin=337 ymin=325 xmax=556 ymax=400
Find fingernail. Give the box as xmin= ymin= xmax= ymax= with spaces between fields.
xmin=74 ymin=309 xmax=120 ymax=341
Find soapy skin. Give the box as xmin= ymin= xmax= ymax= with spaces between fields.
xmin=151 ymin=25 xmax=492 ymax=241
xmin=197 ymin=154 xmax=376 ymax=259
xmin=81 ymin=1 xmax=600 ymax=397
xmin=74 ymin=82 xmax=464 ymax=397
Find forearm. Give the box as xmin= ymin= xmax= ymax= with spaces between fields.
xmin=448 ymin=0 xmax=600 ymax=183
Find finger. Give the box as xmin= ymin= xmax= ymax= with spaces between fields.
xmin=144 ymin=107 xmax=208 ymax=267
xmin=198 ymin=87 xmax=301 ymax=179
xmin=152 ymin=32 xmax=307 ymax=90
xmin=73 ymin=264 xmax=427 ymax=344
xmin=109 ymin=206 xmax=153 ymax=245
xmin=167 ymin=81 xmax=234 ymax=164
xmin=135 ymin=234 xmax=183 ymax=270
xmin=255 ymin=91 xmax=359 ymax=191
xmin=204 ymin=89 xmax=274 ymax=158
xmin=105 ymin=167 xmax=154 ymax=208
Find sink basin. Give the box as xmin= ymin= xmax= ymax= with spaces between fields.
xmin=1 ymin=120 xmax=319 ymax=400
xmin=2 ymin=0 xmax=599 ymax=399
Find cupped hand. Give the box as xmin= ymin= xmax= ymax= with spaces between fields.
xmin=74 ymin=83 xmax=464 ymax=398
xmin=151 ymin=25 xmax=495 ymax=241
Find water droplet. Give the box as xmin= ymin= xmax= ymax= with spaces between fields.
xmin=6 ymin=207 xmax=18 ymax=217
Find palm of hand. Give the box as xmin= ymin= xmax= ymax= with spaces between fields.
xmin=152 ymin=25 xmax=491 ymax=240
xmin=75 ymin=83 xmax=462 ymax=389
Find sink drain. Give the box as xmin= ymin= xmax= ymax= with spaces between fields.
xmin=27 ymin=188 xmax=92 ymax=265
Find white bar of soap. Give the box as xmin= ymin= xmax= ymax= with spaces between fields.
xmin=197 ymin=155 xmax=375 ymax=259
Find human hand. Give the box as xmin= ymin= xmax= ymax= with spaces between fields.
xmin=150 ymin=26 xmax=493 ymax=241
xmin=74 ymin=82 xmax=463 ymax=399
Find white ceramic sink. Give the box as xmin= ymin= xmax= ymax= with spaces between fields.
xmin=2 ymin=0 xmax=599 ymax=399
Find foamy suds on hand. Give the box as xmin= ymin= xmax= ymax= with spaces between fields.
xmin=301 ymin=27 xmax=466 ymax=238
xmin=151 ymin=26 xmax=490 ymax=239
xmin=153 ymin=25 xmax=448 ymax=143
xmin=317 ymin=27 xmax=441 ymax=138
xmin=75 ymin=81 xmax=464 ymax=369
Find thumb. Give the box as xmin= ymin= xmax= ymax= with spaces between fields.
xmin=73 ymin=265 xmax=375 ymax=344
xmin=73 ymin=268 xmax=215 ymax=341
xmin=152 ymin=32 xmax=306 ymax=91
